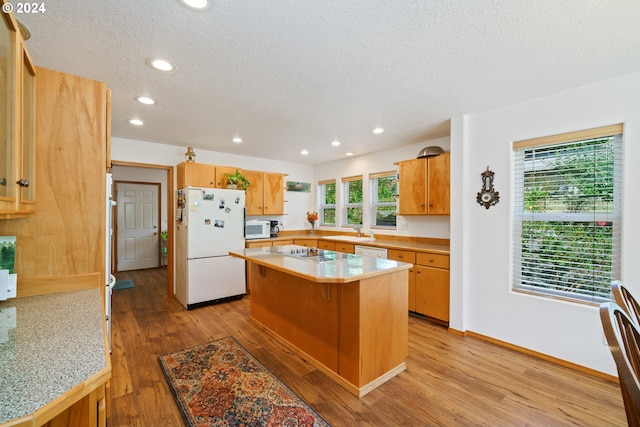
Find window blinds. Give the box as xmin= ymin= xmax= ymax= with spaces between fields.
xmin=512 ymin=125 xmax=623 ymax=303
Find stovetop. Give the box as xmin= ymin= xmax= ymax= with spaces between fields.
xmin=281 ymin=247 xmax=352 ymax=263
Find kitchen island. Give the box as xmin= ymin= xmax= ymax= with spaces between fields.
xmin=229 ymin=245 xmax=411 ymax=397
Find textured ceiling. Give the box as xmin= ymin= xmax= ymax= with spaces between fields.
xmin=15 ymin=0 xmax=640 ymax=165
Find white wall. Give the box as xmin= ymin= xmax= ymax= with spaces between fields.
xmin=314 ymin=137 xmax=451 ymax=239
xmin=110 ymin=137 xmax=316 ymax=231
xmin=451 ymin=72 xmax=640 ymax=375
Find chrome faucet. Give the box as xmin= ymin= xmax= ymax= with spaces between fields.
xmin=353 ymin=225 xmax=362 ymax=237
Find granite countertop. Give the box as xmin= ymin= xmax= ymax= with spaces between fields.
xmin=230 ymin=244 xmax=412 ymax=283
xmin=249 ymin=234 xmax=450 ymax=255
xmin=0 ymin=288 xmax=108 ymax=424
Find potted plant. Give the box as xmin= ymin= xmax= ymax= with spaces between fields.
xmin=223 ymin=170 xmax=251 ymax=190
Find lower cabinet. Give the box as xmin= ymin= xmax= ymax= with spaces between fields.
xmin=388 ymin=249 xmax=450 ymax=322
xmin=293 ymin=239 xmax=317 ymax=247
xmin=317 ymin=240 xmax=355 ymax=254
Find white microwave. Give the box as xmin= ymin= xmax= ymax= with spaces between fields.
xmin=245 ymin=220 xmax=270 ymax=240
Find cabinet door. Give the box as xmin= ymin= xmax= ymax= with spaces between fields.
xmin=0 ymin=12 xmax=17 ymax=213
xmin=294 ymin=239 xmax=317 ymax=247
xmin=408 ymin=267 xmax=416 ymax=311
xmin=318 ymin=240 xmax=335 ymax=250
xmin=415 ymin=265 xmax=450 ymax=322
xmin=17 ymin=43 xmax=36 ymax=212
xmin=397 ymin=158 xmax=426 ymax=215
xmin=177 ymin=162 xmax=216 ymax=188
xmin=427 ymin=153 xmax=450 ymax=215
xmin=215 ymin=166 xmax=241 ymax=188
xmin=263 ymin=172 xmax=284 ymax=215
xmin=335 ymin=243 xmax=354 ymax=253
xmin=243 ymin=170 xmax=264 ymax=215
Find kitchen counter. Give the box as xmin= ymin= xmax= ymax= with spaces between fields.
xmin=231 ymin=245 xmax=410 ymax=397
xmin=247 ymin=233 xmax=450 ymax=255
xmin=0 ymin=288 xmax=110 ymax=426
xmin=230 ymin=245 xmax=412 ymax=283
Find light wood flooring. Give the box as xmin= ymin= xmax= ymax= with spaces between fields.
xmin=108 ymin=268 xmax=627 ymax=426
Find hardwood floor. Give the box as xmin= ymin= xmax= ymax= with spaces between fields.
xmin=109 ymin=268 xmax=626 ymax=426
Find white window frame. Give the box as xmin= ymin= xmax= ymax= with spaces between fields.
xmin=512 ymin=124 xmax=623 ymax=304
xmin=369 ymin=171 xmax=397 ymax=229
xmin=318 ymin=179 xmax=336 ymax=227
xmin=341 ymin=175 xmax=363 ymax=227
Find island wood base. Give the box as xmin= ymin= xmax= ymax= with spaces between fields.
xmin=247 ymin=262 xmax=409 ymax=397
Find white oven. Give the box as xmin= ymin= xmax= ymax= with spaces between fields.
xmin=245 ymin=220 xmax=270 ymax=240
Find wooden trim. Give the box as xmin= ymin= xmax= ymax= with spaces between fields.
xmin=16 ymin=272 xmax=101 ymax=298
xmin=111 ymin=160 xmax=173 ymax=170
xmin=513 ymin=123 xmax=623 ymax=149
xmin=466 ymin=330 xmax=619 ymax=383
xmin=318 ymin=179 xmax=336 ymax=185
xmin=369 ymin=170 xmax=396 ymax=179
xmin=341 ymin=175 xmax=363 ymax=182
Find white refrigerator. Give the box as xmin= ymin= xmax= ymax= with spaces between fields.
xmin=175 ymin=187 xmax=246 ymax=309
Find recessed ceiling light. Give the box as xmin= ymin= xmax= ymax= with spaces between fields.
xmin=345 ymin=152 xmax=354 ymax=156
xmin=372 ymin=127 xmax=384 ymax=134
xmin=331 ymin=140 xmax=341 ymax=147
xmin=300 ymin=150 xmax=309 ymax=155
xmin=180 ymin=0 xmax=208 ymax=9
xmin=232 ymin=137 xmax=242 ymax=144
xmin=146 ymin=58 xmax=175 ymax=72
xmin=129 ymin=118 xmax=144 ymax=126
xmin=136 ymin=96 xmax=155 ymax=105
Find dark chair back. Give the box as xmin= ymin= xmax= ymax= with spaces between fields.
xmin=600 ymin=301 xmax=640 ymax=427
xmin=612 ymin=281 xmax=640 ymax=327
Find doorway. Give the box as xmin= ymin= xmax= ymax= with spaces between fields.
xmin=116 ymin=182 xmax=161 ymax=271
xmin=111 ymin=161 xmax=174 ymax=296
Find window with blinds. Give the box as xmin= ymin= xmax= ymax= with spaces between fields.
xmin=512 ymin=124 xmax=623 ymax=303
xmin=318 ymin=179 xmax=336 ymax=226
xmin=369 ymin=171 xmax=397 ymax=229
xmin=342 ymin=175 xmax=363 ymax=226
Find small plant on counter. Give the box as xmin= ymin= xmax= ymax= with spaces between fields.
xmin=223 ymin=170 xmax=251 ymax=190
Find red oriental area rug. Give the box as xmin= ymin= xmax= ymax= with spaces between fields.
xmin=159 ymin=336 xmax=331 ymax=427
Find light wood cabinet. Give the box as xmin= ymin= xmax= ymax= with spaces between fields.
xmin=335 ymin=242 xmax=355 ymax=254
xmin=388 ymin=249 xmax=449 ymax=321
xmin=0 ymin=67 xmax=110 ymax=288
xmin=214 ymin=165 xmax=242 ymax=188
xmin=294 ymin=239 xmax=317 ymax=247
xmin=0 ymin=10 xmax=36 ymax=217
xmin=176 ymin=162 xmax=216 ymax=189
xmin=395 ymin=153 xmax=450 ymax=215
xmin=245 ymin=170 xmax=285 ymax=215
xmin=272 ymin=239 xmax=293 ymax=246
xmin=246 ymin=240 xmax=273 ymax=248
xmin=318 ymin=240 xmax=335 ymax=250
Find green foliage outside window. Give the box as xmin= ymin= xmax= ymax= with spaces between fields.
xmin=518 ymin=136 xmax=619 ymax=302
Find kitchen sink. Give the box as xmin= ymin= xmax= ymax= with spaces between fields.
xmin=322 ymin=235 xmax=375 ymax=242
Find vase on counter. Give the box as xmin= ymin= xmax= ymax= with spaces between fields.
xmin=310 ymin=222 xmax=316 ymax=236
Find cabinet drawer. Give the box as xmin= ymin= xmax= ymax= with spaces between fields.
xmin=318 ymin=240 xmax=335 ymax=250
xmin=416 ymin=252 xmax=449 ymax=269
xmin=294 ymin=239 xmax=318 ymax=247
xmin=388 ymin=249 xmax=416 ymax=264
xmin=335 ymin=243 xmax=355 ymax=254
xmin=246 ymin=241 xmax=272 ymax=248
xmin=272 ymin=240 xmax=293 ymax=246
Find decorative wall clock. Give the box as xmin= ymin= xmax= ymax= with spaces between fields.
xmin=476 ymin=166 xmax=499 ymax=209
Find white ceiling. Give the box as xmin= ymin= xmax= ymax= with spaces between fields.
xmin=16 ymin=0 xmax=640 ymax=165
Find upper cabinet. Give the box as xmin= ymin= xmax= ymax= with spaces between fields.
xmin=245 ymin=171 xmax=285 ymax=215
xmin=396 ymin=153 xmax=450 ymax=215
xmin=177 ymin=162 xmax=217 ymax=188
xmin=0 ymin=7 xmax=36 ymax=217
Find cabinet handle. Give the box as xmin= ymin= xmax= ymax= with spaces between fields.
xmin=429 ymin=203 xmax=433 ymax=207
xmin=17 ymin=179 xmax=30 ymax=187
xmin=398 ymin=254 xmax=403 ymax=258
xmin=429 ymin=258 xmax=434 ymax=263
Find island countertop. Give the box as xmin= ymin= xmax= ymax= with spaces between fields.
xmin=0 ymin=288 xmax=110 ymax=425
xmin=230 ymin=244 xmax=412 ymax=283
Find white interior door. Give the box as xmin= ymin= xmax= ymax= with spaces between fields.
xmin=116 ymin=182 xmax=160 ymax=271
